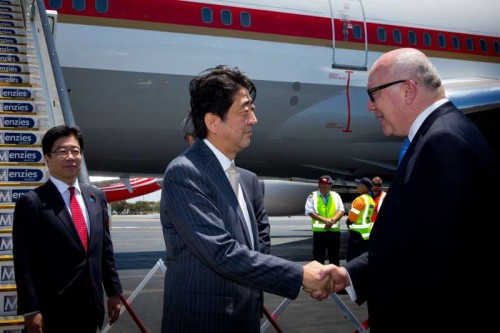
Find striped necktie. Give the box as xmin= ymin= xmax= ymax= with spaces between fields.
xmin=226 ymin=163 xmax=239 ymax=195
xmin=69 ymin=186 xmax=88 ymax=251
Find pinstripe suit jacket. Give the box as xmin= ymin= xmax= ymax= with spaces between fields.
xmin=160 ymin=139 xmax=302 ymax=333
xmin=13 ymin=180 xmax=122 ymax=329
xmin=344 ymin=101 xmax=497 ymax=332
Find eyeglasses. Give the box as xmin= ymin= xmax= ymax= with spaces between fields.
xmin=373 ymin=183 xmax=382 ymax=187
xmin=51 ymin=147 xmax=82 ymax=158
xmin=367 ymin=80 xmax=407 ymax=102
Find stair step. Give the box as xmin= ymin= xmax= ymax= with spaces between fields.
xmin=0 ymin=114 xmax=48 ymax=129
xmin=0 ymin=321 xmax=24 ymax=329
xmin=0 ymin=27 xmax=24 ymax=36
xmin=0 ymin=44 xmax=25 ymax=53
xmin=0 ymin=315 xmax=24 ymax=328
xmin=0 ymin=53 xmax=27 ymax=63
xmin=0 ymin=254 xmax=14 ymax=284
xmin=0 ymin=86 xmax=42 ymax=99
xmin=0 ymin=19 xmax=24 ymax=28
xmin=0 ymin=146 xmax=43 ymax=163
xmin=0 ymin=63 xmax=28 ymax=73
xmin=0 ymin=183 xmax=39 ymax=205
xmin=0 ymin=130 xmax=43 ymax=145
xmin=0 ymin=35 xmax=25 ymax=45
xmin=0 ymin=284 xmax=17 ymax=316
xmin=0 ymin=166 xmax=48 ymax=183
xmin=0 ymin=233 xmax=12 ymax=255
xmin=0 ymin=209 xmax=13 ymax=230
xmin=0 ymin=11 xmax=24 ymax=21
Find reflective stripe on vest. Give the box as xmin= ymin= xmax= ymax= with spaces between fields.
xmin=371 ymin=191 xmax=386 ymax=222
xmin=350 ymin=194 xmax=375 ymax=240
xmin=311 ymin=191 xmax=339 ymax=232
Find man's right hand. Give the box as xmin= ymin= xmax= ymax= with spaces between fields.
xmin=317 ymin=264 xmax=350 ymax=293
xmin=302 ymin=261 xmax=335 ymax=300
xmin=25 ymin=312 xmax=43 ymax=333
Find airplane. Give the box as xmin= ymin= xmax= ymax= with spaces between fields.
xmin=41 ymin=0 xmax=499 ymax=215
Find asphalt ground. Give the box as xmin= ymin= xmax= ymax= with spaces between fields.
xmin=103 ymin=215 xmax=368 ymax=333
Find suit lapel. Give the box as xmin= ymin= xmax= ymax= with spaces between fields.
xmin=196 ymin=141 xmax=255 ymax=249
xmin=397 ymin=102 xmax=456 ymax=174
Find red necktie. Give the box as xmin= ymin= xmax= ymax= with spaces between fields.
xmin=69 ymin=186 xmax=88 ymax=251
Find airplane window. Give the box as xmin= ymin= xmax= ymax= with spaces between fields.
xmin=466 ymin=38 xmax=474 ymax=51
xmin=95 ymin=0 xmax=108 ymax=13
xmin=438 ymin=34 xmax=446 ymax=48
xmin=49 ymin=0 xmax=62 ymax=8
xmin=393 ymin=30 xmax=402 ymax=44
xmin=452 ymin=36 xmax=460 ymax=50
xmin=494 ymin=41 xmax=500 ymax=54
xmin=73 ymin=0 xmax=85 ymax=11
xmin=221 ymin=9 xmax=232 ymax=25
xmin=479 ymin=39 xmax=488 ymax=52
xmin=201 ymin=7 xmax=213 ymax=24
xmin=377 ymin=28 xmax=387 ymax=42
xmin=423 ymin=32 xmax=432 ymax=47
xmin=240 ymin=12 xmax=251 ymax=27
xmin=408 ymin=31 xmax=416 ymax=45
xmin=352 ymin=25 xmax=362 ymax=39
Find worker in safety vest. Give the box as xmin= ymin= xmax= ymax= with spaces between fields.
xmin=370 ymin=176 xmax=387 ymax=223
xmin=347 ymin=177 xmax=375 ymax=261
xmin=304 ymin=175 xmax=345 ymax=265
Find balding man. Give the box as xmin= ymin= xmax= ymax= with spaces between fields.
xmin=317 ymin=48 xmax=497 ymax=332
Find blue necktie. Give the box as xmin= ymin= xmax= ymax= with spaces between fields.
xmin=398 ymin=137 xmax=410 ymax=166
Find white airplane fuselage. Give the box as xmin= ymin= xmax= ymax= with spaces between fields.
xmin=45 ymin=0 xmax=500 ymax=186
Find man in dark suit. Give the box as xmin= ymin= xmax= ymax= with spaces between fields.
xmin=13 ymin=125 xmax=123 ymax=333
xmin=316 ymin=48 xmax=497 ymax=331
xmin=161 ymin=66 xmax=332 ymax=333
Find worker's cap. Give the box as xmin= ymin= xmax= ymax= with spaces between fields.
xmin=318 ymin=175 xmax=334 ymax=185
xmin=355 ymin=177 xmax=373 ymax=189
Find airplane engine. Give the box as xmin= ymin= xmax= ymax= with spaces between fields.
xmin=261 ymin=179 xmax=317 ymax=216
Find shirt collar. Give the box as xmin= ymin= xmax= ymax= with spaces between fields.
xmin=408 ymin=98 xmax=448 ymax=141
xmin=203 ymin=138 xmax=234 ymax=171
xmin=50 ymin=176 xmax=80 ymax=195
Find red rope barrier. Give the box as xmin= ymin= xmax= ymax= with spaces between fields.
xmin=353 ymin=318 xmax=369 ymax=333
xmin=120 ymin=294 xmax=148 ymax=333
xmin=263 ymin=306 xmax=284 ymax=333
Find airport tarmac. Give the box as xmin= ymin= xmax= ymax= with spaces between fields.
xmin=104 ymin=215 xmax=368 ymax=333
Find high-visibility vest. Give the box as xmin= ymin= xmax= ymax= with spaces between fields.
xmin=349 ymin=194 xmax=375 ymax=240
xmin=371 ymin=191 xmax=387 ymax=222
xmin=310 ymin=191 xmax=340 ymax=232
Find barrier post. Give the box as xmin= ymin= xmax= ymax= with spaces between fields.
xmin=260 ymin=298 xmax=293 ymax=333
xmin=330 ymin=293 xmax=368 ymax=333
xmin=101 ymin=259 xmax=166 ymax=333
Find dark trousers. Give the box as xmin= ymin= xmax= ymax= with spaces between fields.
xmin=312 ymin=231 xmax=340 ymax=265
xmin=347 ymin=230 xmax=369 ymax=261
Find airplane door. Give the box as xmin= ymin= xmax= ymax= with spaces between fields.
xmin=329 ymin=0 xmax=368 ymax=71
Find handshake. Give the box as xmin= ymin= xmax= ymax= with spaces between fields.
xmin=301 ymin=261 xmax=349 ymax=300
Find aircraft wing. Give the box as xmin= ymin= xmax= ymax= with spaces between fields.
xmin=444 ymin=78 xmax=500 ymax=114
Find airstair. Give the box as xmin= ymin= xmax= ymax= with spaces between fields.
xmin=0 ymin=0 xmax=76 ymax=331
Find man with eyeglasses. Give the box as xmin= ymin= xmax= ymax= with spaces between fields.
xmin=369 ymin=176 xmax=386 ymax=223
xmin=315 ymin=48 xmax=497 ymax=332
xmin=13 ymin=125 xmax=123 ymax=333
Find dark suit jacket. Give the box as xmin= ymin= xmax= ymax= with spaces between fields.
xmin=13 ymin=180 xmax=123 ymax=329
xmin=160 ymin=140 xmax=302 ymax=333
xmin=344 ymin=101 xmax=497 ymax=332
